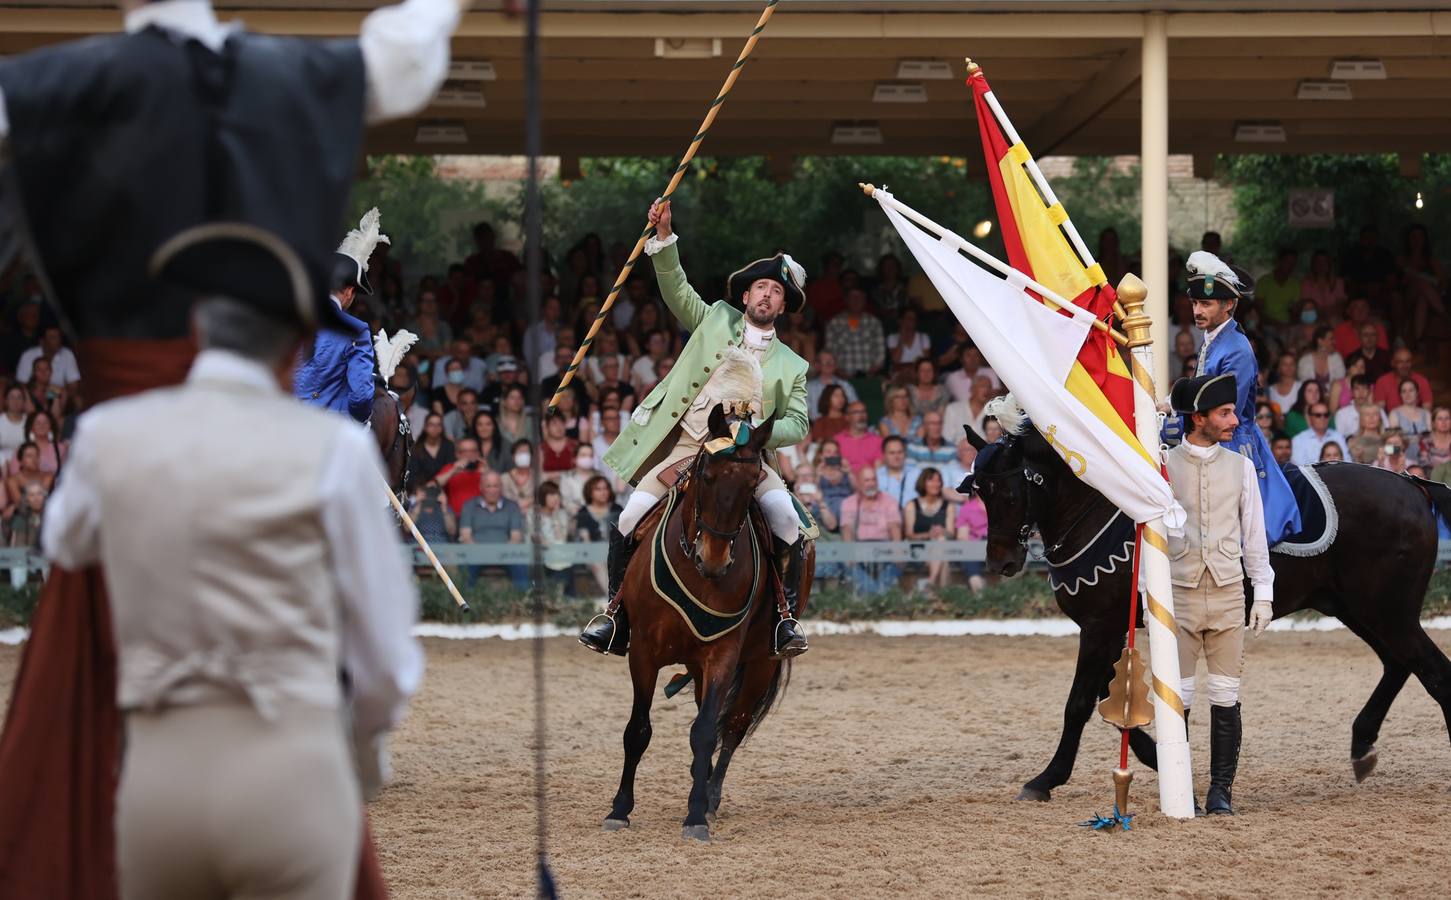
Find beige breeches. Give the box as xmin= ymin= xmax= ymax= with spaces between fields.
xmin=118 ymin=702 xmax=361 ymax=900
xmin=1174 ymin=576 xmax=1247 ymax=708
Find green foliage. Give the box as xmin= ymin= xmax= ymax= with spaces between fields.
xmin=347 ymin=156 xmax=503 ymax=282
xmin=0 ymin=583 xmax=39 ymax=629
xmin=1220 ymin=153 xmax=1451 ymax=271
xmin=806 ymin=575 xmax=1059 ymax=622
xmin=1046 ymin=156 xmax=1143 ymax=256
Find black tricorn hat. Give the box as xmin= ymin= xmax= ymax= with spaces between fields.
xmin=726 ymin=252 xmax=807 ymax=314
xmin=1170 ymin=373 xmax=1238 ymax=415
xmin=333 ymin=251 xmax=373 ymax=296
xmin=1185 ymin=251 xmax=1255 ymax=304
xmin=149 ymin=223 xmax=350 ymax=333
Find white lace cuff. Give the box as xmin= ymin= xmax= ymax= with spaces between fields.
xmin=644 ymin=232 xmax=679 ymax=256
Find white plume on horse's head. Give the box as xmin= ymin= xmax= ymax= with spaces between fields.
xmin=984 ymin=393 xmax=1029 ymax=436
xmin=373 ymin=328 xmax=418 ymax=382
xmin=1185 ymin=250 xmax=1243 ymax=290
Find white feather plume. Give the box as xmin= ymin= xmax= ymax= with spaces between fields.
xmin=984 ymin=394 xmax=1029 ymax=436
xmin=781 ymin=253 xmax=807 ymax=291
xmin=337 ymin=207 xmax=391 ymax=267
xmin=1185 ymin=250 xmax=1242 ymax=288
xmin=373 ymin=328 xmax=418 ymax=381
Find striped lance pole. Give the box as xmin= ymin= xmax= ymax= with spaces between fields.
xmin=547 ymin=0 xmax=783 ymax=411
xmin=1118 ymin=273 xmax=1195 ymax=820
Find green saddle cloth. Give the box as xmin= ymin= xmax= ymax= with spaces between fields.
xmin=649 ymin=488 xmax=762 ymax=642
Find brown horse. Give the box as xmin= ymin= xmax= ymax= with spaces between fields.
xmin=603 ymin=405 xmax=813 ymax=841
xmin=370 ymin=375 xmax=415 ymax=504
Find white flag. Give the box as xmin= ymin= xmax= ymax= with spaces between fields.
xmin=878 ymin=191 xmax=1180 ymax=526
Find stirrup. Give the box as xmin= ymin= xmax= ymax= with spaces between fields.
xmin=580 ymin=612 xmax=623 ymax=655
xmin=771 ymin=617 xmax=808 ymax=659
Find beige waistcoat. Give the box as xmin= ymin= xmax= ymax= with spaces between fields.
xmin=87 ymin=376 xmax=347 ymax=716
xmin=1164 ymin=442 xmax=1245 ymax=589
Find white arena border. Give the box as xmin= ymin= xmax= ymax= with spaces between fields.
xmin=5 ymin=617 xmax=1451 ymax=647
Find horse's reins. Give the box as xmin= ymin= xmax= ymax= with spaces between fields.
xmin=977 ymin=457 xmax=1113 ymax=566
xmin=679 ymin=448 xmax=759 ymax=567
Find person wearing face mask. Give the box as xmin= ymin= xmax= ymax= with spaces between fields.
xmin=1296 ymin=325 xmax=1344 ymax=387
xmin=502 ymin=439 xmax=536 ymax=512
xmin=580 ymin=198 xmax=812 ymax=659
xmin=557 ymin=446 xmax=599 ymax=516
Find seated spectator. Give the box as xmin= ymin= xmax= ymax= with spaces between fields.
xmin=502 ymin=439 xmax=536 ymax=512
xmin=1417 ymin=406 xmax=1451 ymax=471
xmin=482 ymin=334 xmax=517 ymax=377
xmin=789 ymin=464 xmax=837 ymax=535
xmin=805 ymin=349 xmax=859 ymax=414
xmin=558 ymin=445 xmax=598 ymax=515
xmin=0 ymin=300 xmax=41 ymax=377
xmin=1319 ymin=442 xmax=1344 ymax=462
xmin=873 ymin=252 xmax=909 ymax=319
xmin=1374 ymin=427 xmax=1411 ymax=474
xmin=408 ymin=291 xmax=453 ymax=359
xmin=540 ymin=413 xmax=578 ymax=474
xmin=905 ymin=468 xmax=957 ymax=592
xmin=5 ymin=442 xmax=53 ymax=515
xmin=496 ymin=384 xmax=536 ymax=448
xmin=839 ymin=466 xmax=903 ymax=594
xmin=1296 ymin=326 xmax=1344 ymax=387
xmin=583 ymin=330 xmax=630 ymax=387
xmin=811 ymin=384 xmax=850 ymax=442
xmin=24 ymin=410 xmax=64 ymax=476
xmin=887 ymin=308 xmax=931 ymax=372
xmin=824 ymin=287 xmax=885 ymax=378
xmin=442 ymin=389 xmax=480 ymax=442
xmin=479 ymin=354 xmax=523 ymax=412
xmin=589 ymin=354 xmax=636 ymax=410
xmin=522 ymin=296 xmax=564 ymax=373
xmin=1334 ymin=374 xmax=1384 ymax=435
xmin=591 ymin=405 xmax=623 ymax=463
xmin=8 ymin=482 xmax=46 ymax=550
xmin=630 ymin=329 xmax=671 ymax=390
xmin=551 ymin=386 xmax=591 ymax=444
xmin=0 ymin=387 xmax=27 ymax=465
xmin=1332 ymin=297 xmax=1388 ymax=360
xmin=1172 ymin=328 xmax=1199 ymax=376
xmin=15 ymin=325 xmax=82 ymax=389
xmin=1329 ymin=356 xmax=1368 ymax=411
xmin=1344 ymin=320 xmax=1391 ymax=383
xmin=1254 ymin=402 xmax=1276 ymax=442
xmin=471 ymin=410 xmax=509 ymax=473
xmin=941 ymin=438 xmax=978 ymax=503
xmin=1390 ymin=378 xmax=1432 ymax=438
xmin=438 ymin=263 xmax=479 ymax=326
xmin=405 ymin=484 xmax=456 ymax=546
xmin=575 ymin=474 xmax=622 ymax=596
xmin=536 ymin=326 xmax=574 ymax=380
xmin=909 ymin=411 xmax=956 ymax=468
xmin=1257 ymin=248 xmax=1300 ymax=326
xmin=1395 ymin=223 xmax=1447 ymax=351
xmin=1270 ymin=432 xmax=1293 ymax=466
xmin=878 ymin=385 xmax=920 ymax=440
xmin=1351 ymin=410 xmax=1384 ymax=464
xmin=942 ymin=339 xmax=1000 ymax=402
xmin=943 ymin=375 xmax=995 ymax=446
xmin=1373 ymin=348 xmax=1432 ymax=410
xmin=624 ymin=298 xmax=667 ymax=360
xmin=530 ymin=481 xmax=575 ymax=594
xmin=458 ymin=471 xmax=527 ymax=590
xmin=776 ymin=309 xmax=818 ymax=371
xmin=24 ymin=357 xmax=65 ymax=423
xmin=1290 ymin=402 xmax=1348 ymax=466
xmin=432 ymin=437 xmax=485 ymax=515
xmin=435 ymin=338 xmax=488 ymax=392
xmin=814 ymin=440 xmax=854 ymax=525
xmin=808 ymin=251 xmax=846 ymax=322
xmin=1265 ymin=352 xmax=1300 ymax=418
xmin=411 ymin=413 xmax=456 ymax=485
xmin=836 ymin=401 xmax=884 ymax=472
xmin=908 ymin=359 xmax=949 ymax=419
xmin=1300 ymin=248 xmax=1347 ymax=315
xmin=1284 ymin=381 xmax=1325 ymax=437
xmin=875 ymin=436 xmax=920 ymax=509
xmin=955 ymin=489 xmax=989 ymax=591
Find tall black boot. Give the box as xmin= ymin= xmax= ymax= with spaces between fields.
xmin=771 ymin=535 xmax=809 ymax=659
xmin=1205 ymin=703 xmax=1242 ymax=815
xmin=1185 ymin=708 xmax=1205 ymax=817
xmin=578 ymin=530 xmax=637 ymax=656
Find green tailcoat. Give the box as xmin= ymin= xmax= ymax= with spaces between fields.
xmin=603 ymin=240 xmax=809 ymax=485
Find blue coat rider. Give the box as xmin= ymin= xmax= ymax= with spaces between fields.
xmin=1179 ymin=251 xmax=1302 ymax=544
xmin=294 ymin=208 xmax=386 ymax=422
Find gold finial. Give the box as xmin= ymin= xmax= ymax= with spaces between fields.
xmin=965 ymin=58 xmax=980 ymax=76
xmin=859 ymin=182 xmax=876 ymax=197
xmin=1116 ymin=273 xmax=1152 ymax=348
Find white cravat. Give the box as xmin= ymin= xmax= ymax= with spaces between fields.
xmin=743 ymin=322 xmax=775 ymax=353
xmin=1196 ymin=318 xmax=1234 ymax=376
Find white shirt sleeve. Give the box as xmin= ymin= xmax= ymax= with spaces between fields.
xmin=40 ymin=413 xmax=102 ymax=569
xmin=14 ymin=348 xmax=37 ymax=386
xmin=1238 ymin=455 xmax=1274 ymax=603
xmin=358 ymin=0 xmax=461 ymax=124
xmin=319 ymin=425 xmax=425 ymax=740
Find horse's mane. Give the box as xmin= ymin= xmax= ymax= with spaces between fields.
xmin=984 ymin=393 xmax=1030 ymax=436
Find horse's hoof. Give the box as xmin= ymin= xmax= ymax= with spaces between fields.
xmin=602 ymin=818 xmax=630 ymax=832
xmin=1352 ymin=747 xmax=1379 ymax=783
xmin=1016 ymin=787 xmax=1051 ymax=802
xmin=681 ymin=824 xmax=711 ymax=842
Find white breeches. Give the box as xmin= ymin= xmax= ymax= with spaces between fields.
xmin=617 ymin=484 xmax=799 ymax=544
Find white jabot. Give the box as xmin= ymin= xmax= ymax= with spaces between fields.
xmin=1180 ymin=439 xmax=1274 ymax=602
xmin=1195 ymin=317 xmax=1235 ymax=376
xmin=124 ymin=0 xmax=235 ymax=52
xmin=744 ymin=321 xmax=775 ymax=351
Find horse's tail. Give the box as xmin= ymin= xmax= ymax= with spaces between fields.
xmin=713 ymin=656 xmax=793 ymax=753
xmin=1412 ymin=473 xmax=1451 ymax=533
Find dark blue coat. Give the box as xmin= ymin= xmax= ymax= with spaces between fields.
xmin=294 ymin=304 xmax=374 ymax=422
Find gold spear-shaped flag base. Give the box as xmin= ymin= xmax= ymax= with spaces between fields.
xmin=1099 ymin=646 xmax=1154 ymax=729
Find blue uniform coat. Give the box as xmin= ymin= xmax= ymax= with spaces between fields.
xmin=293 ymin=303 xmax=375 ymax=422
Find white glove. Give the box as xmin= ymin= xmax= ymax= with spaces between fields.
xmin=1249 ymin=600 xmax=1274 ymax=636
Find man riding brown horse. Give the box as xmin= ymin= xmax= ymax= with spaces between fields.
xmin=579 ymin=198 xmax=811 ymax=658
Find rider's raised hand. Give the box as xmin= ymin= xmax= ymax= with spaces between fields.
xmin=649 ymin=198 xmax=673 ymax=239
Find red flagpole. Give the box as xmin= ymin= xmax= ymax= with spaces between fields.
xmin=1120 ymin=523 xmax=1145 ymax=770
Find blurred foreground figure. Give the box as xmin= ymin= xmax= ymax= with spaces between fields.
xmin=0 ymin=1 xmax=462 ymax=895
xmin=44 ymin=232 xmax=422 ymax=900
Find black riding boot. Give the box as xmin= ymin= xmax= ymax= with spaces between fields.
xmin=578 ymin=530 xmax=637 ymax=656
xmin=1185 ymin=708 xmax=1205 ymax=817
xmin=771 ymin=535 xmax=809 ymax=659
xmin=1205 ymin=703 xmax=1242 ymax=815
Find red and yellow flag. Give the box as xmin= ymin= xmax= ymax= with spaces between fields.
xmin=968 ymin=66 xmax=1137 ymax=441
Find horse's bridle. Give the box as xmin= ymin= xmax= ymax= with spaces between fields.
xmin=679 ymin=448 xmax=760 ymax=570
xmin=976 ymin=452 xmax=1104 ymax=565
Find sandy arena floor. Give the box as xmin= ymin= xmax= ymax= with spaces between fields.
xmin=4 ymin=628 xmax=1450 ymax=898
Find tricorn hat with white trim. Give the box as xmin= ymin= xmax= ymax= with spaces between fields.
xmin=1185 ymin=250 xmax=1255 ymax=304
xmin=1170 ymin=372 xmax=1237 ymax=415
xmin=333 ymin=207 xmax=390 ymax=296
xmin=726 ymin=252 xmax=807 ymax=314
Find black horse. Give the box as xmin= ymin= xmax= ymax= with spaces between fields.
xmin=966 ymin=398 xmax=1451 ymax=801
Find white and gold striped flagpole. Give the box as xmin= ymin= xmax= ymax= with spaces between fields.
xmin=1117 ymin=274 xmax=1194 ymax=820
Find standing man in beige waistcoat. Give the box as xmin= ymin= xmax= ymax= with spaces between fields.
xmin=1165 ymin=372 xmax=1275 ymax=817
xmin=41 ymin=233 xmax=423 ymax=899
